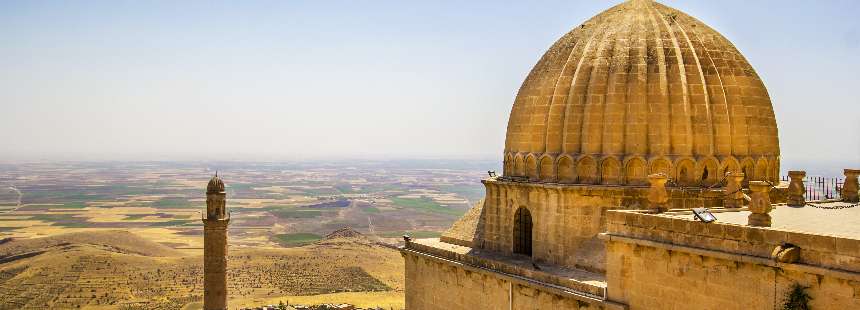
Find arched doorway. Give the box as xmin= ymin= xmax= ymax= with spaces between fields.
xmin=513 ymin=207 xmax=533 ymax=256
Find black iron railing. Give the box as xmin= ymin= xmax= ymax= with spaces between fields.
xmin=781 ymin=175 xmax=844 ymax=201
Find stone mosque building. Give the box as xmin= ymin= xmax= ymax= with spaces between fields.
xmin=402 ymin=0 xmax=860 ymax=309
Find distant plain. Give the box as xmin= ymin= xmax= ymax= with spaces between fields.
xmin=0 ymin=160 xmax=494 ymax=309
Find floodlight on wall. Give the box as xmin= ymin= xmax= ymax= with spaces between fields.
xmin=692 ymin=208 xmax=717 ymax=223
xmin=488 ymin=170 xmax=497 ymax=177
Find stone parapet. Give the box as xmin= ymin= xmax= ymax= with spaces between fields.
xmin=605 ymin=209 xmax=860 ymax=274
xmin=403 ymin=238 xmax=607 ymax=298
xmin=403 ymin=248 xmax=628 ymax=310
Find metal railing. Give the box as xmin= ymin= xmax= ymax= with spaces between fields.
xmin=780 ymin=175 xmax=844 ymax=201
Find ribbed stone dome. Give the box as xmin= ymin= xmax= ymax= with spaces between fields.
xmin=207 ymin=175 xmax=225 ymax=193
xmin=503 ymin=0 xmax=779 ymax=186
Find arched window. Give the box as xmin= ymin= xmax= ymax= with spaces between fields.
xmin=678 ymin=166 xmax=691 ymax=186
xmin=513 ymin=207 xmax=533 ymax=256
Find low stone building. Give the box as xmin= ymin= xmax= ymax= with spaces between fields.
xmin=401 ymin=0 xmax=860 ymax=309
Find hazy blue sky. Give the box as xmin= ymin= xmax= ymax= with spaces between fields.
xmin=1 ymin=1 xmax=858 ymax=170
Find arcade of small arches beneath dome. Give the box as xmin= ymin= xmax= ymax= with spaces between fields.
xmin=502 ymin=152 xmax=779 ymax=186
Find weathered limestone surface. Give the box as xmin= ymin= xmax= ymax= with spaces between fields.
xmin=605 ymin=240 xmax=860 ymax=310
xmin=502 ymin=0 xmax=780 ymax=185
xmin=604 ymin=210 xmax=860 ymax=274
xmin=604 ymin=210 xmax=860 ymax=309
xmin=403 ymin=250 xmax=607 ymax=310
xmin=405 ymin=238 xmax=608 ymax=297
xmin=479 ymin=179 xmax=722 ymax=272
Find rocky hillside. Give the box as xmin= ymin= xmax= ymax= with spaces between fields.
xmin=0 ymin=229 xmax=404 ymax=309
xmin=0 ymin=230 xmax=183 ymax=260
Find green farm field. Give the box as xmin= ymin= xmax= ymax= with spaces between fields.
xmin=0 ymin=160 xmax=495 ymax=308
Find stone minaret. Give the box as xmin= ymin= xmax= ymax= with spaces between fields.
xmin=203 ymin=174 xmax=229 ymax=310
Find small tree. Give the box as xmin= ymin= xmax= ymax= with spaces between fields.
xmin=783 ymin=283 xmax=812 ymax=310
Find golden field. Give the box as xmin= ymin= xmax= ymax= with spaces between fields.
xmin=0 ymin=230 xmax=404 ymax=310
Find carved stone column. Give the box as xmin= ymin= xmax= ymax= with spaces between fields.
xmin=723 ymin=172 xmax=745 ymax=208
xmin=787 ymin=171 xmax=806 ymax=206
xmin=748 ymin=181 xmax=772 ymax=227
xmin=843 ymin=169 xmax=859 ymax=203
xmin=647 ymin=173 xmax=669 ymax=213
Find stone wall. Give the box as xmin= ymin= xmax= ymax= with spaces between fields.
xmin=604 ymin=210 xmax=860 ymax=273
xmin=603 ymin=210 xmax=860 ymax=309
xmin=478 ymin=180 xmax=725 ymax=272
xmin=605 ymin=241 xmax=860 ymax=309
xmin=403 ymin=250 xmax=607 ymax=310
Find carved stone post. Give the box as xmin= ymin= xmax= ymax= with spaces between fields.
xmin=647 ymin=173 xmax=669 ymax=213
xmin=787 ymin=171 xmax=806 ymax=206
xmin=724 ymin=171 xmax=745 ymax=208
xmin=843 ymin=169 xmax=859 ymax=203
xmin=748 ymin=181 xmax=772 ymax=227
